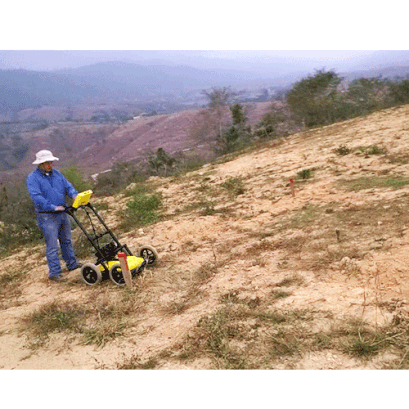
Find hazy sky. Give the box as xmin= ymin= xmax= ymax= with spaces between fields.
xmin=2 ymin=2 xmax=407 ymax=74
xmin=0 ymin=50 xmax=403 ymax=73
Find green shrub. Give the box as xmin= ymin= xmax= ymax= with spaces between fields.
xmin=255 ymin=101 xmax=296 ymax=139
xmin=126 ymin=191 xmax=162 ymax=227
xmin=216 ymin=124 xmax=251 ymax=154
xmin=366 ymin=145 xmax=385 ymax=155
xmin=222 ymin=177 xmax=246 ymax=197
xmin=0 ymin=182 xmax=43 ymax=257
xmin=61 ymin=166 xmax=89 ymax=192
xmin=335 ymin=144 xmax=351 ymax=156
xmin=94 ymin=162 xmax=149 ymax=197
xmin=389 ymin=79 xmax=409 ymax=104
xmin=286 ymin=70 xmax=343 ymax=127
xmin=297 ymin=168 xmax=313 ymax=180
xmin=215 ymin=104 xmax=252 ymax=155
xmin=148 ymin=148 xmax=177 ymax=176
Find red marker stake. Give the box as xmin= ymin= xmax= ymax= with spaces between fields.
xmin=118 ymin=252 xmax=132 ymax=287
xmin=289 ymin=178 xmax=295 ymax=197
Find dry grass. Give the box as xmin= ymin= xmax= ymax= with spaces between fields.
xmin=5 ymin=105 xmax=409 ymax=370
xmin=0 ymin=268 xmax=26 ymax=310
xmin=338 ymin=176 xmax=409 ymax=191
xmin=117 ymin=302 xmax=409 ymax=370
xmin=21 ymin=286 xmax=144 ymax=349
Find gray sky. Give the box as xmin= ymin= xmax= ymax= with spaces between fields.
xmin=1 ymin=2 xmax=407 ymax=73
xmin=1 ymin=50 xmax=409 ymax=76
xmin=0 ymin=50 xmax=374 ymax=70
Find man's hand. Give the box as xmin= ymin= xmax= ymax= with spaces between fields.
xmin=55 ymin=206 xmax=65 ymax=212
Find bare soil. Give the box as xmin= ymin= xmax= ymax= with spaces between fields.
xmin=2 ymin=105 xmax=409 ymax=369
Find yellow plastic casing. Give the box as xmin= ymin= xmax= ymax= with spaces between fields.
xmin=72 ymin=190 xmax=93 ymax=209
xmin=98 ymin=256 xmax=145 ymax=272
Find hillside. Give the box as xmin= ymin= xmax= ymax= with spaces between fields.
xmin=2 ymin=57 xmax=409 ymax=121
xmin=1 ymin=104 xmax=409 ymax=369
xmin=0 ymin=62 xmax=279 ymax=118
xmin=0 ymin=102 xmax=272 ymax=181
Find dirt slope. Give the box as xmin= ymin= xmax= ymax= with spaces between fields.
xmin=1 ymin=105 xmax=409 ymax=369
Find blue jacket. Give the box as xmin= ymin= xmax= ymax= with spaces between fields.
xmin=26 ymin=168 xmax=78 ymax=213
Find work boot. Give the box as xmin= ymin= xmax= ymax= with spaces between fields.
xmin=49 ymin=275 xmax=66 ymax=282
xmin=68 ymin=263 xmax=83 ymax=271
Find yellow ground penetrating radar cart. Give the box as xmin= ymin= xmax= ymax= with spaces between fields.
xmin=66 ymin=190 xmax=159 ymax=286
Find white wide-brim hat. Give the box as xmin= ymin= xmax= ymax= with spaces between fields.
xmin=33 ymin=150 xmax=59 ymax=165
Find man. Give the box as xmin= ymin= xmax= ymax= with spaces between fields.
xmin=26 ymin=149 xmax=82 ymax=282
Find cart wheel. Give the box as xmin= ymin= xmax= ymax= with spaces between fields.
xmin=81 ymin=263 xmax=102 ymax=286
xmin=138 ymin=245 xmax=159 ymax=266
xmin=109 ymin=264 xmax=126 ymax=286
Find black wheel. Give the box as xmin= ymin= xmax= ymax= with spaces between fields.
xmin=81 ymin=263 xmax=102 ymax=286
xmin=131 ymin=262 xmax=145 ymax=278
xmin=109 ymin=264 xmax=126 ymax=286
xmin=138 ymin=245 xmax=158 ymax=266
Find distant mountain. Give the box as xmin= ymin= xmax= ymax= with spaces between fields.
xmin=351 ymin=50 xmax=409 ymax=70
xmin=0 ymin=61 xmax=274 ymax=115
xmin=2 ymin=57 xmax=409 ymax=117
xmin=341 ymin=65 xmax=409 ymax=82
xmin=0 ymin=68 xmax=112 ymax=113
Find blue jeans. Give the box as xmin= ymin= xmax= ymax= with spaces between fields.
xmin=36 ymin=212 xmax=78 ymax=278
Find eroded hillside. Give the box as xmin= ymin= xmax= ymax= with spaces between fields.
xmin=1 ymin=105 xmax=409 ymax=369
xmin=0 ymin=102 xmax=272 ymax=182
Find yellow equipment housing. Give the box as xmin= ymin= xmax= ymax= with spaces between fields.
xmin=99 ymin=255 xmax=145 ymax=272
xmin=72 ymin=190 xmax=93 ymax=209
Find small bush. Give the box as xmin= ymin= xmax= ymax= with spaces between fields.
xmin=61 ymin=166 xmax=89 ymax=192
xmin=335 ymin=144 xmax=351 ymax=156
xmin=0 ymin=182 xmax=43 ymax=257
xmin=366 ymin=145 xmax=385 ymax=156
xmin=222 ymin=176 xmax=246 ymax=197
xmin=125 ymin=191 xmax=162 ymax=227
xmin=297 ymin=168 xmax=313 ymax=180
xmin=93 ymin=161 xmax=149 ymax=197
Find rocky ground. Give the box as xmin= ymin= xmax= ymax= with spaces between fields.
xmin=2 ymin=105 xmax=409 ymax=371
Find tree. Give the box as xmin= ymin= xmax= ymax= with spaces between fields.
xmin=345 ymin=77 xmax=391 ymax=114
xmin=216 ymin=104 xmax=251 ymax=154
xmin=286 ymin=70 xmax=343 ymax=127
xmin=389 ymin=79 xmax=409 ymax=105
xmin=230 ymin=103 xmax=247 ymax=126
xmin=203 ymin=87 xmax=234 ymax=112
xmin=202 ymin=87 xmax=236 ymax=150
xmin=148 ymin=148 xmax=176 ymax=176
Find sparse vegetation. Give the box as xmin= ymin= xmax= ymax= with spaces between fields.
xmin=221 ymin=176 xmax=246 ymax=197
xmin=339 ymin=176 xmax=409 ymax=191
xmin=284 ymin=69 xmax=409 ymax=130
xmin=124 ymin=190 xmax=162 ymax=228
xmin=0 ymin=182 xmax=43 ymax=257
xmin=296 ymin=168 xmax=313 ymax=180
xmin=22 ymin=287 xmax=143 ymax=349
xmin=0 ymin=268 xmax=26 ymax=309
xmin=286 ymin=70 xmax=343 ymax=127
xmin=61 ymin=165 xmax=89 ymax=192
xmin=216 ymin=103 xmax=252 ymax=154
xmin=335 ymin=144 xmax=351 ymax=156
xmin=148 ymin=148 xmax=177 ymax=176
xmin=4 ymin=68 xmax=409 ymax=370
xmin=23 ymin=301 xmax=87 ymax=348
